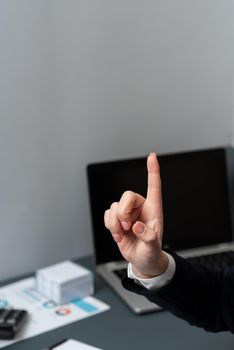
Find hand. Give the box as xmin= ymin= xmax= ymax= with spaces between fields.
xmin=104 ymin=153 xmax=169 ymax=278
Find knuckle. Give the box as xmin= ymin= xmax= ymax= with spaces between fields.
xmin=108 ymin=218 xmax=119 ymax=233
xmin=104 ymin=210 xmax=109 ymax=225
xmin=117 ymin=205 xmax=126 ymax=217
xmin=110 ymin=202 xmax=118 ymax=210
xmin=123 ymin=190 xmax=134 ymax=198
xmin=119 ymin=191 xmax=136 ymax=216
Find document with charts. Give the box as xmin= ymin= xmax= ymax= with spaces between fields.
xmin=0 ymin=277 xmax=110 ymax=348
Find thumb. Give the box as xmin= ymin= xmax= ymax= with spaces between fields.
xmin=132 ymin=221 xmax=157 ymax=244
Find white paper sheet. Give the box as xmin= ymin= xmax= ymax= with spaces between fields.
xmin=55 ymin=339 xmax=102 ymax=349
xmin=0 ymin=278 xmax=110 ymax=348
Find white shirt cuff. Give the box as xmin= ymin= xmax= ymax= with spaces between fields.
xmin=127 ymin=252 xmax=176 ymax=290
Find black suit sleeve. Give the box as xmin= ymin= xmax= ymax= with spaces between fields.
xmin=122 ymin=251 xmax=234 ymax=333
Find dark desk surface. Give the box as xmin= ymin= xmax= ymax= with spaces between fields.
xmin=1 ymin=256 xmax=233 ymax=350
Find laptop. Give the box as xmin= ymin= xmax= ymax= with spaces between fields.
xmin=87 ymin=147 xmax=234 ymax=314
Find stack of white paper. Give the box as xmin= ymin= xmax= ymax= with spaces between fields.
xmin=36 ymin=261 xmax=93 ymax=304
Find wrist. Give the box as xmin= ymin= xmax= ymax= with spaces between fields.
xmin=132 ymin=252 xmax=169 ymax=279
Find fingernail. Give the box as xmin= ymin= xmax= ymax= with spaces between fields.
xmin=121 ymin=221 xmax=130 ymax=231
xmin=135 ymin=222 xmax=145 ymax=235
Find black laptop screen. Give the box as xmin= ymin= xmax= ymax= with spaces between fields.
xmin=87 ymin=148 xmax=232 ymax=265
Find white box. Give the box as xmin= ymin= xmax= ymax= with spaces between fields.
xmin=36 ymin=261 xmax=93 ymax=304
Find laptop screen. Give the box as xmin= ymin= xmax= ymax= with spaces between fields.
xmin=87 ymin=148 xmax=232 ymax=265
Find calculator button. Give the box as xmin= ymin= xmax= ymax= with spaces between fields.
xmin=0 ymin=309 xmax=5 ymax=320
xmin=6 ymin=318 xmax=16 ymax=325
xmin=0 ymin=310 xmax=11 ymax=323
xmin=6 ymin=311 xmax=22 ymax=325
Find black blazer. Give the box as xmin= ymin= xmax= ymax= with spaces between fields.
xmin=122 ymin=251 xmax=234 ymax=333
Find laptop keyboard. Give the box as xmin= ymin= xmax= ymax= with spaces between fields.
xmin=114 ymin=268 xmax=127 ymax=279
xmin=187 ymin=250 xmax=234 ymax=271
xmin=113 ymin=250 xmax=234 ymax=280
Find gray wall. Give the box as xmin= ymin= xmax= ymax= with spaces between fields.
xmin=0 ymin=0 xmax=233 ymax=279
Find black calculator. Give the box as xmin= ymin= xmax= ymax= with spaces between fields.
xmin=0 ymin=309 xmax=28 ymax=339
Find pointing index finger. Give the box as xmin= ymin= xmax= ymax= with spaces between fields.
xmin=146 ymin=153 xmax=162 ymax=202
